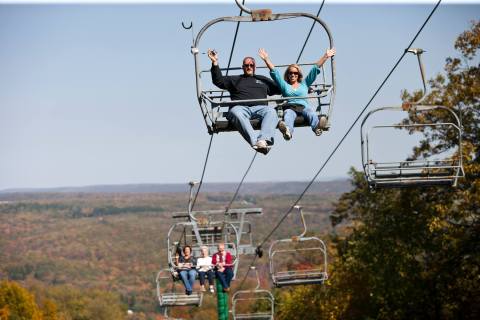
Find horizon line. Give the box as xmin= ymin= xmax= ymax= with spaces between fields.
xmin=0 ymin=178 xmax=350 ymax=193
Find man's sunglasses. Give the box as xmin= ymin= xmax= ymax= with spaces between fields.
xmin=243 ymin=64 xmax=255 ymax=68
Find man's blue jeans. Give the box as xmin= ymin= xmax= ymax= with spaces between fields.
xmin=284 ymin=108 xmax=319 ymax=134
xmin=179 ymin=269 xmax=197 ymax=292
xmin=227 ymin=105 xmax=278 ymax=146
xmin=215 ymin=268 xmax=234 ymax=289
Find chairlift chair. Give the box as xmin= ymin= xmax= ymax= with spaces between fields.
xmin=191 ymin=1 xmax=336 ymax=135
xmin=232 ymin=267 xmax=275 ymax=320
xmin=166 ymin=220 xmax=240 ymax=278
xmin=360 ymin=49 xmax=465 ymax=189
xmin=268 ymin=206 xmax=328 ymax=287
xmin=156 ymin=269 xmax=203 ymax=307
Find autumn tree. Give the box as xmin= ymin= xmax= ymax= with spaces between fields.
xmin=0 ymin=280 xmax=43 ymax=320
xmin=277 ymin=21 xmax=480 ymax=320
xmin=38 ymin=285 xmax=126 ymax=320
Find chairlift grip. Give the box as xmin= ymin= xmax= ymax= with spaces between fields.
xmin=255 ymin=245 xmax=264 ymax=258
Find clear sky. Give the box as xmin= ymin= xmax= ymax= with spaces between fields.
xmin=0 ymin=1 xmax=479 ymax=190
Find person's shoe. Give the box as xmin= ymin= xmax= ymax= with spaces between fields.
xmin=278 ymin=121 xmax=292 ymax=141
xmin=253 ymin=140 xmax=271 ymax=155
xmin=186 ymin=290 xmax=192 ymax=295
xmin=314 ymin=116 xmax=328 ymax=136
xmin=209 ymin=286 xmax=215 ymax=293
xmin=223 ymin=287 xmax=230 ymax=292
xmin=200 ymin=285 xmax=206 ymax=292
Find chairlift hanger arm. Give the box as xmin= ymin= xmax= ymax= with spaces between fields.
xmin=406 ymin=48 xmax=428 ymax=104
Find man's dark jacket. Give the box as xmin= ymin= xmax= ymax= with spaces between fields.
xmin=211 ymin=65 xmax=280 ymax=106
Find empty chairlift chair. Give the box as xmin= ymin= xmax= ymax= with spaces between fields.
xmin=232 ymin=266 xmax=275 ymax=320
xmin=269 ymin=206 xmax=328 ymax=287
xmin=191 ymin=1 xmax=336 ymax=134
xmin=360 ymin=49 xmax=464 ymax=189
xmin=156 ymin=269 xmax=203 ymax=307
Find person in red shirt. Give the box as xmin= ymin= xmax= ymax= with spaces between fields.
xmin=212 ymin=243 xmax=234 ymax=292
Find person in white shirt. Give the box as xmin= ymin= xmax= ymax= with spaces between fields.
xmin=196 ymin=246 xmax=215 ymax=293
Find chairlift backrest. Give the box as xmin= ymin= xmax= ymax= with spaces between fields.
xmin=191 ymin=10 xmax=335 ymax=134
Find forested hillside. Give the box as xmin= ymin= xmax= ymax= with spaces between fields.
xmin=0 ymin=186 xmax=340 ymax=319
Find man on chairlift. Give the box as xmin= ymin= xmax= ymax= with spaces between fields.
xmin=212 ymin=242 xmax=234 ymax=292
xmin=208 ymin=49 xmax=281 ymax=155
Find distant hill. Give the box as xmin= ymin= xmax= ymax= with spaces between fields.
xmin=0 ymin=180 xmax=351 ymax=196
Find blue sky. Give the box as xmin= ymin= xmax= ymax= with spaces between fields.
xmin=0 ymin=1 xmax=478 ymax=190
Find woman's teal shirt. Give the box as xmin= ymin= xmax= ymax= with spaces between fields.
xmin=270 ymin=65 xmax=320 ymax=110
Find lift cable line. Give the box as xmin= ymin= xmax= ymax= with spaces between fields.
xmin=190 ymin=134 xmax=214 ymax=211
xmin=296 ymin=0 xmax=326 ymax=64
xmin=224 ymin=0 xmax=246 ymax=78
xmin=224 ymin=152 xmax=258 ymax=215
xmin=257 ymin=0 xmax=442 ymax=249
xmin=235 ymin=0 xmax=442 ymax=293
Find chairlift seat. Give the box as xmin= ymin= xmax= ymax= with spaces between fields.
xmin=213 ymin=111 xmax=330 ymax=133
xmin=273 ymin=269 xmax=328 ymax=287
xmin=159 ymin=292 xmax=203 ymax=307
xmin=366 ymin=158 xmax=464 ymax=189
xmin=234 ymin=313 xmax=274 ymax=320
xmin=372 ymin=180 xmax=453 ymax=189
xmin=375 ymin=172 xmax=455 ymax=179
